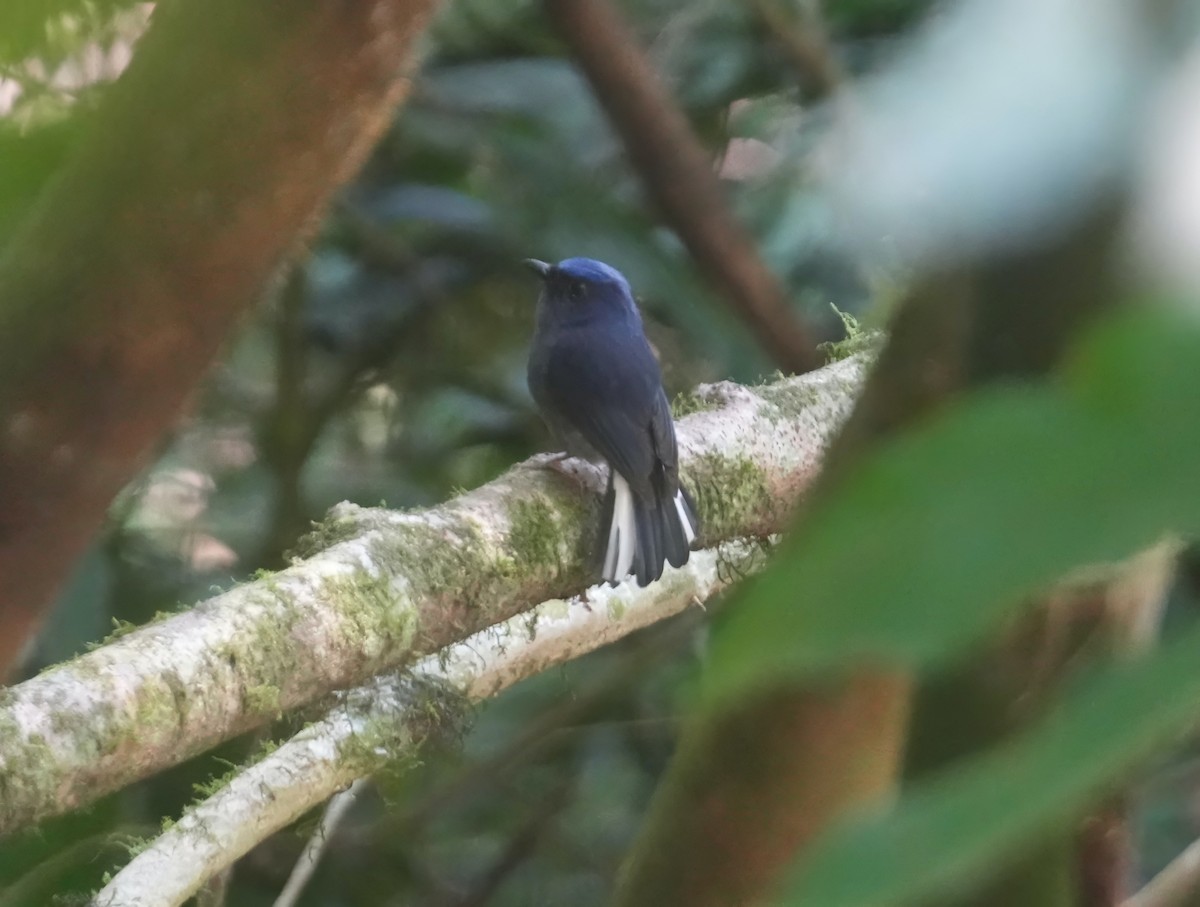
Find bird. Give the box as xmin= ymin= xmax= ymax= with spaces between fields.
xmin=524 ymin=256 xmax=698 ymax=587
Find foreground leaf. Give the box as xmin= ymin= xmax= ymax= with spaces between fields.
xmin=708 ymin=309 xmax=1200 ymax=702
xmin=779 ymin=617 xmax=1200 ymax=907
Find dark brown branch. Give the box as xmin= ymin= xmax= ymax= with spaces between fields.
xmin=544 ymin=0 xmax=822 ymax=375
xmin=0 ymin=0 xmax=440 ymax=677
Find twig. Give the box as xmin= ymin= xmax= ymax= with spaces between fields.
xmin=544 ymin=0 xmax=822 ymax=374
xmin=93 ymin=540 xmax=768 ymax=907
xmin=260 ymin=264 xmax=313 ymax=565
xmin=273 ymin=778 xmax=369 ymax=907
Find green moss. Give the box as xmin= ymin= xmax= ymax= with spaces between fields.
xmin=115 ymin=676 xmax=188 ymax=752
xmin=539 ymin=598 xmax=571 ymax=620
xmin=685 ymin=452 xmax=775 ymax=541
xmin=190 ymin=738 xmax=281 ymax=803
xmin=287 ymin=509 xmax=370 ymax=561
xmin=244 ymin=683 xmax=282 ymax=718
xmin=339 ymin=676 xmax=473 ymax=800
xmin=84 ymin=617 xmax=139 ymax=650
xmin=361 ymin=492 xmax=593 ymax=627
xmin=671 ymin=388 xmax=723 ymax=419
xmin=0 ymin=717 xmax=55 ymax=831
xmin=318 ymin=567 xmax=419 ymax=670
xmin=756 ymin=379 xmax=822 ymax=415
xmin=606 ymin=598 xmax=628 ymax=621
xmin=818 ymin=302 xmax=884 ymax=362
xmin=192 ymin=759 xmax=239 ymax=800
xmin=112 ymin=831 xmax=153 ymax=860
xmin=508 ymin=496 xmax=564 ymax=574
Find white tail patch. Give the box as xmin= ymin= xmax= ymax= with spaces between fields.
xmin=602 ymin=473 xmax=638 ymax=583
xmin=674 ymin=491 xmax=696 ymax=545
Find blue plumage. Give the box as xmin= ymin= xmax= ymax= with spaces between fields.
xmin=525 ymin=257 xmax=698 ymax=586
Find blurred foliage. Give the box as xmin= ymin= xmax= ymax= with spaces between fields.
xmin=0 ymin=0 xmax=141 ymax=64
xmin=786 ymin=614 xmax=1200 ymax=907
xmin=710 ymin=309 xmax=1200 ymax=693
xmin=706 ymin=308 xmax=1200 ymax=905
xmin=5 ymin=0 xmax=1200 ymax=906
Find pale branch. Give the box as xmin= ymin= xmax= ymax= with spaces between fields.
xmin=93 ymin=541 xmax=770 ymax=907
xmin=0 ymin=356 xmax=867 ymax=837
xmin=272 ymin=779 xmax=368 ymax=907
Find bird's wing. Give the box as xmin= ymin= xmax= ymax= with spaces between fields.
xmin=540 ymin=327 xmax=662 ymax=496
xmin=647 ymin=387 xmax=681 ymax=492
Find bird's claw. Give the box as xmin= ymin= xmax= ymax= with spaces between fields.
xmin=527 ymin=451 xmax=593 ymax=489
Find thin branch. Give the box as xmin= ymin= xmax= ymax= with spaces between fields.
xmin=273 ymin=779 xmax=369 ymax=907
xmin=0 ymin=356 xmax=868 ymax=836
xmin=260 ymin=265 xmax=313 ymax=564
xmin=544 ymin=0 xmax=822 ymax=374
xmin=93 ymin=541 xmax=768 ymax=907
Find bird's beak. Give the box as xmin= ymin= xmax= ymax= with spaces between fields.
xmin=522 ymin=258 xmax=551 ymax=279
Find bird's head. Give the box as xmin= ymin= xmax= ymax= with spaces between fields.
xmin=524 ymin=257 xmax=639 ymax=326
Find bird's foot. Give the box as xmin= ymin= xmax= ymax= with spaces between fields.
xmin=527 ymin=451 xmax=593 ymax=490
xmin=528 ymin=450 xmax=570 ymax=470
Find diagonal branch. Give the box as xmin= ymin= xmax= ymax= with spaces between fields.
xmin=0 ymin=356 xmax=868 ymax=837
xmin=544 ymin=0 xmax=822 ymax=374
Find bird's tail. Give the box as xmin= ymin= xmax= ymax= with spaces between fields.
xmin=600 ymin=472 xmax=699 ymax=587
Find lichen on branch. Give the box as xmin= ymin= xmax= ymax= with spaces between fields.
xmin=0 ymin=354 xmax=868 ymax=837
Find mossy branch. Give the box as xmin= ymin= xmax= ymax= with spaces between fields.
xmin=93 ymin=541 xmax=770 ymax=907
xmin=0 ymin=356 xmax=868 ymax=838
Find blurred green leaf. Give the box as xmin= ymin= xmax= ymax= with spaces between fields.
xmin=779 ymin=617 xmax=1200 ymax=907
xmin=0 ymin=0 xmax=138 ymax=63
xmin=707 ymin=307 xmax=1200 ymax=702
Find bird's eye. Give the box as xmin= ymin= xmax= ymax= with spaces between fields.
xmin=568 ymin=281 xmax=586 ymax=302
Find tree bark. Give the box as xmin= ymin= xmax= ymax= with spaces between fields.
xmin=0 ymin=0 xmax=442 ymax=678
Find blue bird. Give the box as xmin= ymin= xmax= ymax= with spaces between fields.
xmin=525 ymin=257 xmax=698 ymax=586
